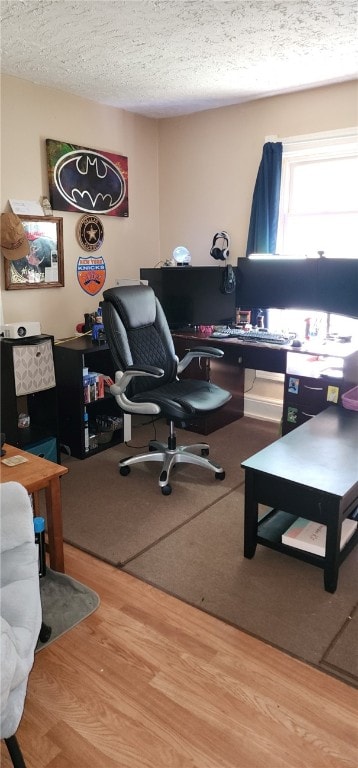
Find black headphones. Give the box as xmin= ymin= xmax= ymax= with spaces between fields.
xmin=210 ymin=231 xmax=230 ymax=261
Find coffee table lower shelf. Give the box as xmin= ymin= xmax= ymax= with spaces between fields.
xmin=257 ymin=508 xmax=358 ymax=570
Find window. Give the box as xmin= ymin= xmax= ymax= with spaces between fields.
xmin=269 ymin=129 xmax=358 ymax=339
xmin=277 ymin=130 xmax=358 ymax=258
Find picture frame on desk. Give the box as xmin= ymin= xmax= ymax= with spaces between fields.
xmin=4 ymin=215 xmax=64 ymax=290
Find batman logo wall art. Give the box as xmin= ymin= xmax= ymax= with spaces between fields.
xmin=46 ymin=140 xmax=129 ymax=217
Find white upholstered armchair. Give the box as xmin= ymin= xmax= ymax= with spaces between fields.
xmin=1 ymin=481 xmax=42 ymax=767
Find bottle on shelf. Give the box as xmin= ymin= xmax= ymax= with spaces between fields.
xmin=84 ymin=408 xmax=89 ymax=452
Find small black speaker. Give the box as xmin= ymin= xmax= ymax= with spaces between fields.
xmin=220 ymin=264 xmax=236 ymax=294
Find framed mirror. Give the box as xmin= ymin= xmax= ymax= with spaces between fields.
xmin=4 ymin=215 xmax=64 ymax=290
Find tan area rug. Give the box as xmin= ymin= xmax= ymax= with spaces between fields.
xmin=60 ymin=416 xmax=278 ymax=565
xmin=320 ymin=608 xmax=358 ymax=683
xmin=58 ymin=416 xmax=357 ymax=686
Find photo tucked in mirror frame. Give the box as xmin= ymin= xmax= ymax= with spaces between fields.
xmin=4 ymin=215 xmax=64 ymax=290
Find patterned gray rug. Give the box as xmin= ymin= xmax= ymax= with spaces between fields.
xmin=36 ymin=567 xmax=100 ymax=650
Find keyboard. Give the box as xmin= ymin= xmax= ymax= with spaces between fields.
xmin=211 ymin=329 xmax=290 ymax=345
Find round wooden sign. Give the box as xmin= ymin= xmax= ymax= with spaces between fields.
xmin=76 ymin=214 xmax=104 ymax=252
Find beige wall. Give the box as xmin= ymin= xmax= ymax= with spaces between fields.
xmin=1 ymin=76 xmax=357 ymax=339
xmin=0 ymin=75 xmax=160 ymax=339
xmin=158 ymin=81 xmax=358 ymax=264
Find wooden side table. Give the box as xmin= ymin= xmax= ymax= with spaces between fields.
xmin=0 ymin=443 xmax=68 ymax=573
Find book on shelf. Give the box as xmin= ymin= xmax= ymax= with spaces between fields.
xmin=281 ymin=515 xmax=357 ymax=556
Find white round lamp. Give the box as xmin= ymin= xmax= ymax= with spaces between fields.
xmin=172 ymin=246 xmax=191 ymax=266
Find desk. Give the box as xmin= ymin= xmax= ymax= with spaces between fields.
xmin=172 ymin=331 xmax=358 ymax=434
xmin=241 ymin=407 xmax=358 ymax=592
xmin=1 ymin=443 xmax=68 ymax=573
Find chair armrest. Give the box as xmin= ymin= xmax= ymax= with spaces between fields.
xmin=110 ymin=366 xmax=164 ymax=415
xmin=110 ymin=365 xmax=164 ymax=395
xmin=177 ymin=346 xmax=224 ymax=374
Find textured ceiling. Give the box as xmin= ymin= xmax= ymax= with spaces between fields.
xmin=1 ymin=0 xmax=357 ymax=118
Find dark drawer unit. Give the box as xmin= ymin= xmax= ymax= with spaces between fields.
xmin=282 ymin=345 xmax=358 ymax=436
xmin=283 ymin=373 xmax=354 ymax=434
xmin=54 ymin=336 xmax=124 ymax=459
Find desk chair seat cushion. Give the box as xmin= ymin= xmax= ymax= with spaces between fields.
xmin=0 ymin=482 xmax=42 ymax=740
xmin=132 ymin=377 xmax=230 ymax=419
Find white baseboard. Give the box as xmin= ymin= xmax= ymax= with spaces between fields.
xmin=244 ymin=393 xmax=283 ymax=422
xmin=256 ymin=370 xmax=285 ymax=382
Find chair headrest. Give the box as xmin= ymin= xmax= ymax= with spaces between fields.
xmin=103 ymin=285 xmax=157 ymax=329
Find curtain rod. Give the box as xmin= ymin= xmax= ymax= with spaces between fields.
xmin=265 ymin=127 xmax=358 ymax=145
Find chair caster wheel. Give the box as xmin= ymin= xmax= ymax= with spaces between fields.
xmin=161 ymin=484 xmax=172 ymax=496
xmin=119 ymin=465 xmax=131 ymax=476
xmin=215 ymin=471 xmax=225 ymax=481
xmin=201 ymin=448 xmax=209 ymax=456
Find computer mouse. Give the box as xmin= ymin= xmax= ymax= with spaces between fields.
xmin=291 ymin=339 xmax=302 ymax=348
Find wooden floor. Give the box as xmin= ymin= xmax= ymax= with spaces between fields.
xmin=2 ymin=544 xmax=357 ymax=768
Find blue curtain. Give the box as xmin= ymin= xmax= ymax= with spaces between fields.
xmin=245 ymin=142 xmax=283 ymax=257
xmin=244 ymin=141 xmax=283 ymax=327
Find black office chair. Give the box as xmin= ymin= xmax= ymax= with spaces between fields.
xmin=101 ymin=284 xmax=232 ymax=495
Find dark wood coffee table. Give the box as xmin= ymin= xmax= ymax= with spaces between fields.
xmin=241 ymin=407 xmax=358 ymax=592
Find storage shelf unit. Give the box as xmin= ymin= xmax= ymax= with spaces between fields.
xmin=53 ymin=336 xmax=123 ymax=459
xmin=0 ymin=335 xmax=60 ymax=461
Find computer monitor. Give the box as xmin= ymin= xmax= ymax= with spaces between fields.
xmin=236 ymin=257 xmax=317 ymax=311
xmin=140 ymin=266 xmax=237 ymax=328
xmin=236 ymin=257 xmax=358 ymax=318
